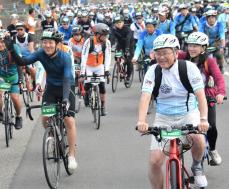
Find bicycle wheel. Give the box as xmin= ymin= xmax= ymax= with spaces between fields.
xmin=9 ymin=100 xmax=14 ymax=139
xmin=22 ymin=89 xmax=29 ymax=106
xmin=138 ymin=65 xmax=144 ymax=83
xmin=4 ymin=97 xmax=10 ymax=147
xmin=170 ymin=160 xmax=178 ymax=189
xmin=43 ymin=127 xmax=60 ymax=189
xmin=93 ymin=87 xmax=101 ymax=130
xmin=75 ymin=89 xmax=82 ymax=113
xmin=112 ymin=62 xmax=119 ymax=93
xmin=60 ymin=124 xmax=72 ymax=175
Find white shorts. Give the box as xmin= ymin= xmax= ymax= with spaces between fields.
xmin=150 ymin=109 xmax=200 ymax=150
xmin=85 ymin=64 xmax=105 ymax=83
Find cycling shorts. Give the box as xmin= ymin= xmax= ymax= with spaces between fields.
xmin=0 ymin=74 xmax=20 ymax=94
xmin=150 ymin=109 xmax=200 ymax=151
xmin=85 ymin=64 xmax=105 ymax=83
xmin=42 ymin=85 xmax=76 ymax=117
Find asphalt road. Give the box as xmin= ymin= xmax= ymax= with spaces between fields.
xmin=0 ymin=65 xmax=229 ymax=189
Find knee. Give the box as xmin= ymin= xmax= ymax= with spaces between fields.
xmin=149 ymin=150 xmax=164 ymax=170
xmin=64 ymin=117 xmax=75 ymax=128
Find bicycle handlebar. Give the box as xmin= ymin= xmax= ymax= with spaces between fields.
xmin=207 ymin=96 xmax=227 ymax=103
xmin=26 ymin=104 xmax=42 ymax=121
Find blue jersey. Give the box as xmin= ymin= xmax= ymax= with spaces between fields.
xmin=174 ymin=14 xmax=197 ymax=32
xmin=199 ymin=21 xmax=225 ymax=46
xmin=0 ymin=44 xmax=21 ymax=77
xmin=23 ymin=48 xmax=74 ymax=87
xmin=58 ymin=25 xmax=73 ymax=44
xmin=133 ymin=29 xmax=162 ymax=59
xmin=158 ymin=20 xmax=176 ymax=35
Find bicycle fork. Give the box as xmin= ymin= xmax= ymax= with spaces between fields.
xmin=166 ymin=140 xmax=183 ymax=189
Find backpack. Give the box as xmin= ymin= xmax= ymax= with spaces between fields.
xmin=152 ymin=60 xmax=194 ymax=112
xmin=88 ymin=35 xmax=106 ymax=55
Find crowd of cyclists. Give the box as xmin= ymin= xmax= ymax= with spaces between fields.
xmin=0 ymin=0 xmax=228 ymax=188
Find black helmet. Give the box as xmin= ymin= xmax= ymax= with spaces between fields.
xmin=113 ymin=15 xmax=124 ymax=23
xmin=72 ymin=25 xmax=83 ymax=36
xmin=94 ymin=23 xmax=110 ymax=35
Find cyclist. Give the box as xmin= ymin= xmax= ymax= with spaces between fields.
xmin=137 ymin=34 xmax=209 ymax=189
xmin=130 ymin=12 xmax=145 ymax=44
xmin=58 ymin=16 xmax=73 ymax=45
xmin=4 ymin=29 xmax=78 ymax=172
xmin=41 ymin=11 xmax=58 ymax=31
xmin=111 ymin=15 xmax=135 ymax=84
xmin=157 ymin=7 xmax=176 ymax=35
xmin=0 ymin=30 xmax=23 ymax=130
xmin=25 ymin=8 xmax=37 ymax=37
xmin=132 ymin=18 xmax=162 ymax=64
xmin=199 ymin=9 xmax=226 ymax=73
xmin=179 ymin=32 xmax=226 ymax=165
xmin=68 ymin=25 xmax=85 ymax=84
xmin=80 ymin=23 xmax=111 ymax=116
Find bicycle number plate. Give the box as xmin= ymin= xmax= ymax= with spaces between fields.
xmin=161 ymin=129 xmax=182 ymax=139
xmin=41 ymin=105 xmax=57 ymax=116
xmin=115 ymin=51 xmax=123 ymax=58
xmin=0 ymin=83 xmax=11 ymax=91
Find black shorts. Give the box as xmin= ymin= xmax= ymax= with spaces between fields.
xmin=42 ymin=85 xmax=76 ymax=117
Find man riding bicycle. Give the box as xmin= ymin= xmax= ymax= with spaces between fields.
xmin=137 ymin=34 xmax=209 ymax=189
xmin=4 ymin=29 xmax=78 ymax=172
xmin=80 ymin=23 xmax=111 ymax=116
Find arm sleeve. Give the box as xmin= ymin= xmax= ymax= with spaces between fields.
xmin=133 ymin=33 xmax=144 ymax=60
xmin=35 ymin=61 xmax=45 ymax=85
xmin=80 ymin=38 xmax=90 ymax=75
xmin=104 ymin=39 xmax=111 ymax=71
xmin=63 ymin=54 xmax=73 ymax=100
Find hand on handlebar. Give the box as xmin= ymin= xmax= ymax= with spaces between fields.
xmin=137 ymin=121 xmax=149 ymax=133
xmin=198 ymin=120 xmax=209 ymax=133
xmin=216 ymin=94 xmax=224 ymax=104
xmin=34 ymin=84 xmax=42 ymax=97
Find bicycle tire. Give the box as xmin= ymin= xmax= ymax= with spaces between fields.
xmin=9 ymin=100 xmax=14 ymax=139
xmin=75 ymin=87 xmax=82 ymax=113
xmin=112 ymin=62 xmax=119 ymax=93
xmin=43 ymin=127 xmax=60 ymax=189
xmin=22 ymin=89 xmax=29 ymax=106
xmin=93 ymin=87 xmax=101 ymax=130
xmin=138 ymin=66 xmax=144 ymax=83
xmin=60 ymin=124 xmax=72 ymax=175
xmin=4 ymin=97 xmax=10 ymax=147
xmin=29 ymin=90 xmax=34 ymax=102
xmin=170 ymin=160 xmax=178 ymax=189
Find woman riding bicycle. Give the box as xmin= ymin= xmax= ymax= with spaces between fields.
xmin=179 ymin=31 xmax=226 ymax=165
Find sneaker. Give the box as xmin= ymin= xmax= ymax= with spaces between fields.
xmin=194 ymin=175 xmax=208 ymax=188
xmin=101 ymin=107 xmax=107 ymax=116
xmin=15 ymin=116 xmax=23 ymax=130
xmin=209 ymin=150 xmax=222 ymax=165
xmin=68 ymin=156 xmax=78 ymax=172
xmin=0 ymin=112 xmax=3 ymax=122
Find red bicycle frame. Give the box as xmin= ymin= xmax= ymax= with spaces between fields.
xmin=165 ymin=139 xmax=192 ymax=189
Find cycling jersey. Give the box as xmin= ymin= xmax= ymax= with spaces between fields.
xmin=217 ymin=13 xmax=229 ymax=32
xmin=199 ymin=21 xmax=225 ymax=46
xmin=157 ymin=20 xmax=176 ymax=35
xmin=68 ymin=37 xmax=84 ymax=58
xmin=133 ymin=29 xmax=162 ymax=60
xmin=58 ymin=25 xmax=73 ymax=44
xmin=174 ymin=13 xmax=197 ymax=33
xmin=130 ymin=22 xmax=145 ymax=40
xmin=13 ymin=33 xmax=33 ymax=57
xmin=142 ymin=60 xmax=204 ymax=115
xmin=80 ymin=37 xmax=111 ymax=74
xmin=41 ymin=19 xmax=58 ymax=31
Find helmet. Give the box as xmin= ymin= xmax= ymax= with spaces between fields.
xmin=72 ymin=25 xmax=83 ymax=35
xmin=89 ymin=11 xmax=95 ymax=16
xmin=81 ymin=11 xmax=88 ymax=17
xmin=62 ymin=16 xmax=70 ymax=23
xmin=158 ymin=6 xmax=169 ymax=16
xmin=44 ymin=11 xmax=52 ymax=18
xmin=94 ymin=23 xmax=110 ymax=35
xmin=186 ymin=32 xmax=209 ymax=46
xmin=190 ymin=7 xmax=197 ymax=12
xmin=135 ymin=12 xmax=143 ymax=18
xmin=179 ymin=4 xmax=189 ymax=10
xmin=10 ymin=14 xmax=19 ymax=20
xmin=145 ymin=18 xmax=158 ymax=26
xmin=41 ymin=28 xmax=60 ymax=42
xmin=113 ymin=15 xmax=124 ymax=23
xmin=66 ymin=11 xmax=74 ymax=17
xmin=205 ymin=9 xmax=217 ymax=16
xmin=15 ymin=22 xmax=25 ymax=29
xmin=123 ymin=9 xmax=129 ymax=14
xmin=153 ymin=34 xmax=180 ymax=50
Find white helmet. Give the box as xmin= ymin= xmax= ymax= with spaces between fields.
xmin=153 ymin=34 xmax=180 ymax=50
xmin=186 ymin=32 xmax=209 ymax=46
xmin=123 ymin=9 xmax=129 ymax=14
xmin=45 ymin=11 xmax=52 ymax=18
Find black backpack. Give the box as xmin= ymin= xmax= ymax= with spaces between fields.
xmin=88 ymin=35 xmax=106 ymax=55
xmin=152 ymin=60 xmax=194 ymax=112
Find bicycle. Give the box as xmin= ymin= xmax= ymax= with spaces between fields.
xmin=86 ymin=74 xmax=108 ymax=130
xmin=26 ymin=102 xmax=73 ymax=189
xmin=137 ymin=124 xmax=206 ymax=189
xmin=138 ymin=56 xmax=152 ymax=86
xmin=0 ymin=81 xmax=15 ymax=147
xmin=111 ymin=50 xmax=134 ymax=93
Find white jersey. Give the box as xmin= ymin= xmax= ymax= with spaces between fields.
xmin=130 ymin=22 xmax=145 ymax=40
